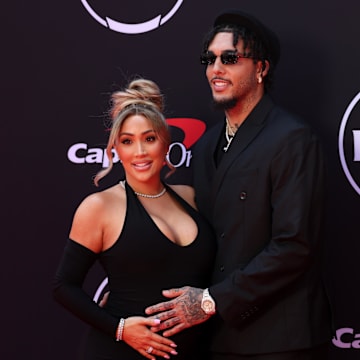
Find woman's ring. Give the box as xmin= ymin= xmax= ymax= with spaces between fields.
xmin=146 ymin=346 xmax=153 ymax=354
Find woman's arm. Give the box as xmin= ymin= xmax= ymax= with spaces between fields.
xmin=53 ymin=193 xmax=178 ymax=359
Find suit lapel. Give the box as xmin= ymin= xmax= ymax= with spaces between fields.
xmin=212 ymin=95 xmax=275 ymax=199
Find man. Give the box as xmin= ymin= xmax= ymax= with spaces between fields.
xmin=145 ymin=9 xmax=333 ymax=360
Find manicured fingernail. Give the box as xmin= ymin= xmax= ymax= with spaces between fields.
xmin=170 ymin=350 xmax=178 ymax=355
xmin=153 ymin=318 xmax=161 ymax=324
xmin=170 ymin=343 xmax=177 ymax=347
xmin=163 ymin=355 xmax=170 ymax=359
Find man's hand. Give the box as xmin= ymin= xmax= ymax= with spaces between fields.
xmin=145 ymin=286 xmax=211 ymax=337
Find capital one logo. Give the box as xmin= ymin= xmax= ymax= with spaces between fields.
xmin=67 ymin=118 xmax=206 ymax=168
xmin=332 ymin=327 xmax=360 ymax=349
xmin=338 ymin=92 xmax=360 ymax=195
xmin=80 ymin=0 xmax=183 ymax=34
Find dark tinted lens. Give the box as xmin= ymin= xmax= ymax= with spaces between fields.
xmin=221 ymin=53 xmax=239 ymax=64
xmin=200 ymin=53 xmax=216 ymax=65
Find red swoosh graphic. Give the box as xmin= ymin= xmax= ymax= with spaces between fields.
xmin=166 ymin=118 xmax=206 ymax=149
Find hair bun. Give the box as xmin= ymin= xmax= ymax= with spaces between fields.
xmin=111 ymin=78 xmax=164 ymax=120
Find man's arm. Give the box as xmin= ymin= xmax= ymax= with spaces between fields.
xmin=145 ymin=286 xmax=213 ymax=337
xmin=147 ymin=123 xmax=325 ymax=336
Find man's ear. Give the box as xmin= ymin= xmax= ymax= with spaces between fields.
xmin=260 ymin=60 xmax=270 ymax=76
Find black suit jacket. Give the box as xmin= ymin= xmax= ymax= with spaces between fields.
xmin=193 ymin=95 xmax=332 ymax=355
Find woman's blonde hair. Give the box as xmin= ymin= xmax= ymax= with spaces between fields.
xmin=94 ymin=78 xmax=173 ymax=186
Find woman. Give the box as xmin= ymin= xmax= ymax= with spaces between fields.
xmin=53 ymin=78 xmax=216 ymax=360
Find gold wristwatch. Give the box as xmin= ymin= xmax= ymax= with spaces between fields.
xmin=201 ymin=288 xmax=216 ymax=315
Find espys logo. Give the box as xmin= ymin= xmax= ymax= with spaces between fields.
xmin=338 ymin=92 xmax=360 ymax=195
xmin=67 ymin=118 xmax=206 ymax=168
xmin=80 ymin=0 xmax=184 ymax=34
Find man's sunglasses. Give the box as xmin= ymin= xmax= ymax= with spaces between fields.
xmin=200 ymin=51 xmax=253 ymax=66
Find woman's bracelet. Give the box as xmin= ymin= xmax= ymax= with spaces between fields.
xmin=115 ymin=318 xmax=125 ymax=341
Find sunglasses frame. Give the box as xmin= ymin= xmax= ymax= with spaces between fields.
xmin=200 ymin=50 xmax=253 ymax=66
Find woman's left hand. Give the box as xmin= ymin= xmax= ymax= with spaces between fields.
xmin=122 ymin=316 xmax=178 ymax=360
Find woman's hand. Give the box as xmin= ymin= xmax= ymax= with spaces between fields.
xmin=122 ymin=316 xmax=178 ymax=360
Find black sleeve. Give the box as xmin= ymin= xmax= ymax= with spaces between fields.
xmin=52 ymin=239 xmax=119 ymax=337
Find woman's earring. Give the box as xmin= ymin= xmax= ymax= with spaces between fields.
xmin=258 ymin=75 xmax=262 ymax=84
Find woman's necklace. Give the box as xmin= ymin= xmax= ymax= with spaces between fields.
xmin=119 ymin=180 xmax=167 ymax=199
xmin=223 ymin=118 xmax=237 ymax=152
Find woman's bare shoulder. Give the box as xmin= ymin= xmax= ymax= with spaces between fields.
xmin=77 ymin=185 xmax=124 ymax=212
xmin=69 ymin=184 xmax=126 ymax=252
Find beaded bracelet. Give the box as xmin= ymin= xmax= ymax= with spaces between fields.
xmin=115 ymin=318 xmax=125 ymax=341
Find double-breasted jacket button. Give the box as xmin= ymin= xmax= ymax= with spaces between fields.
xmin=220 ymin=265 xmax=225 ymax=272
xmin=240 ymin=191 xmax=247 ymax=200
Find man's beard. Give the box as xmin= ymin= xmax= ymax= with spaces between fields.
xmin=212 ymin=96 xmax=238 ymax=110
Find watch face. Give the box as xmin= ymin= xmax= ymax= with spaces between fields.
xmin=203 ymin=300 xmax=214 ymax=312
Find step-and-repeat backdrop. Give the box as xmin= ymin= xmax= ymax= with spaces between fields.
xmin=5 ymin=1 xmax=360 ymax=359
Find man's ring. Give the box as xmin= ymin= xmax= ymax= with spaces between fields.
xmin=146 ymin=346 xmax=153 ymax=354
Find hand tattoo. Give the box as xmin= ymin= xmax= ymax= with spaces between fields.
xmin=146 ymin=286 xmax=212 ymax=337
